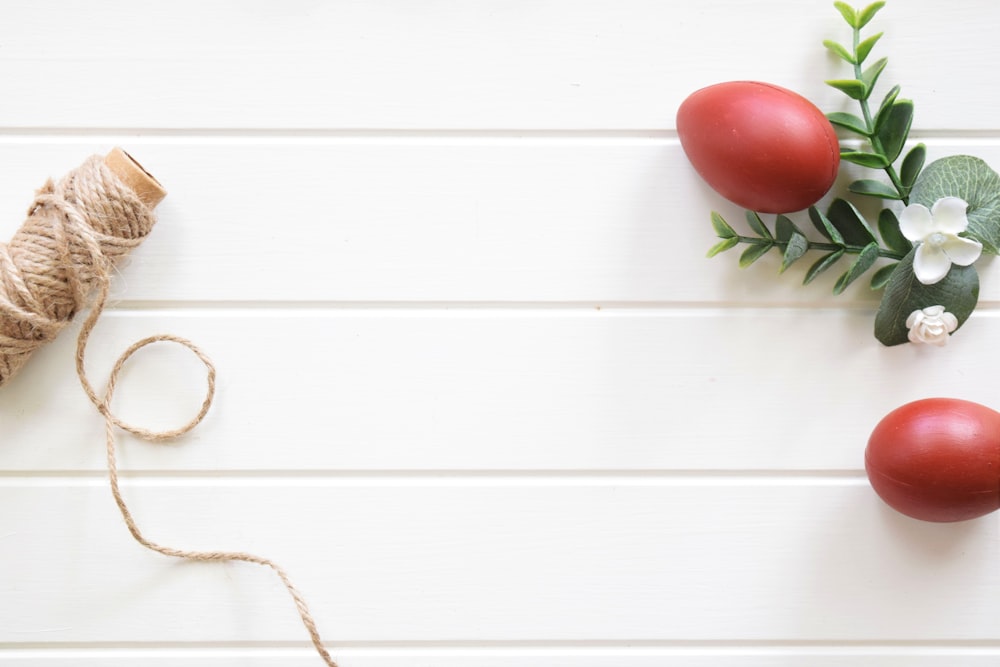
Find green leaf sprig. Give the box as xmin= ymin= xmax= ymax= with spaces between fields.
xmin=824 ymin=1 xmax=924 ymax=204
xmin=705 ymin=1 xmax=1000 ymax=345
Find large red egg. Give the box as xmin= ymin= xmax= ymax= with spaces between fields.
xmin=677 ymin=81 xmax=840 ymax=213
xmin=865 ymin=398 xmax=1000 ymax=522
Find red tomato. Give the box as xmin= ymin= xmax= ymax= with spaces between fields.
xmin=677 ymin=81 xmax=840 ymax=213
xmin=865 ymin=398 xmax=1000 ymax=522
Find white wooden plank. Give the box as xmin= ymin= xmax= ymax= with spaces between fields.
xmin=8 ymin=650 xmax=1000 ymax=666
xmin=5 ymin=307 xmax=997 ymax=473
xmin=1 ymin=481 xmax=998 ymax=644
xmin=2 ymin=140 xmax=1000 ymax=304
xmin=0 ymin=1 xmax=995 ymax=130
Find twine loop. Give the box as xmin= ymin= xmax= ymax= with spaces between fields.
xmin=1 ymin=155 xmax=336 ymax=666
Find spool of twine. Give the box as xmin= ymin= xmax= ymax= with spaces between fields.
xmin=1 ymin=150 xmax=337 ymax=666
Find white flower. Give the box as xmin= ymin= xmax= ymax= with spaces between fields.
xmin=906 ymin=305 xmax=958 ymax=346
xmin=899 ymin=196 xmax=983 ymax=285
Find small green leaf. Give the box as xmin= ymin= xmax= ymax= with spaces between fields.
xmin=833 ymin=1 xmax=859 ymax=27
xmin=711 ymin=211 xmax=737 ymax=238
xmin=910 ymin=155 xmax=1000 ymax=255
xmin=780 ymin=230 xmax=809 ymax=273
xmin=833 ymin=241 xmax=880 ymax=294
xmin=739 ymin=242 xmax=774 ymax=268
xmin=804 ymin=248 xmax=845 ymax=285
xmin=826 ymin=78 xmax=868 ymax=100
xmin=872 ymin=85 xmax=901 ymax=134
xmin=857 ymin=1 xmax=886 ymax=28
xmin=744 ymin=210 xmax=772 ymax=239
xmin=840 ymin=150 xmax=890 ymax=169
xmin=827 ymin=198 xmax=877 ymax=246
xmin=860 ymin=57 xmax=889 ymax=97
xmin=774 ymin=214 xmax=802 ymax=243
xmin=855 ymin=31 xmax=883 ymax=63
xmin=874 ymin=248 xmax=979 ymax=345
xmin=900 ymin=143 xmax=926 ymax=190
xmin=877 ymin=208 xmax=912 ymax=256
xmin=827 ymin=111 xmax=869 ymax=136
xmin=875 ymin=100 xmax=914 ymax=164
xmin=808 ymin=206 xmax=846 ymax=244
xmin=848 ymin=179 xmax=902 ymax=200
xmin=823 ymin=39 xmax=855 ymax=64
xmin=707 ymin=236 xmax=740 ymax=257
xmin=869 ymin=262 xmax=898 ymax=290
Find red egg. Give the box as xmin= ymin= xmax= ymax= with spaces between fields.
xmin=677 ymin=81 xmax=840 ymax=213
xmin=865 ymin=398 xmax=1000 ymax=522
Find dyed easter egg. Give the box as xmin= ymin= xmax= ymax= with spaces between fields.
xmin=677 ymin=81 xmax=840 ymax=213
xmin=865 ymin=398 xmax=1000 ymax=522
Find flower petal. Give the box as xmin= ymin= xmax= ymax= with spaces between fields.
xmin=930 ymin=196 xmax=970 ymax=234
xmin=899 ymin=203 xmax=935 ymax=241
xmin=912 ymin=245 xmax=952 ymax=284
xmin=941 ymin=312 xmax=958 ymax=332
xmin=941 ymin=235 xmax=983 ymax=266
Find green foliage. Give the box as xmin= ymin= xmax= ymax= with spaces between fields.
xmin=900 ymin=144 xmax=926 ymax=190
xmin=826 ymin=5 xmax=916 ymax=206
xmin=909 ymin=156 xmax=1000 ymax=254
xmin=826 ymin=111 xmax=869 ymax=136
xmin=834 ymin=242 xmax=880 ymax=293
xmin=701 ymin=2 xmax=997 ymax=346
xmin=874 ymin=249 xmax=979 ymax=345
xmin=705 ymin=199 xmax=906 ymax=292
xmin=876 ymin=208 xmax=911 ymax=256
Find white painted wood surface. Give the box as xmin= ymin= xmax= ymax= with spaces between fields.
xmin=2 ymin=1 xmax=999 ymax=665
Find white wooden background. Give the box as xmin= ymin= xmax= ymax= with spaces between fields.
xmin=2 ymin=1 xmax=1000 ymax=665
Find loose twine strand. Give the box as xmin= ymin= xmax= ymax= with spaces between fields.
xmin=0 ymin=156 xmax=336 ymax=666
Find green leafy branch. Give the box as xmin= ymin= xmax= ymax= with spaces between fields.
xmin=823 ymin=1 xmax=925 ymax=204
xmin=707 ymin=1 xmax=918 ymax=297
xmin=704 ymin=1 xmax=1000 ymax=344
xmin=708 ymin=198 xmax=910 ymax=293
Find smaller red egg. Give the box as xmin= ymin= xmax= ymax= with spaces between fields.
xmin=677 ymin=81 xmax=840 ymax=213
xmin=865 ymin=398 xmax=1000 ymax=522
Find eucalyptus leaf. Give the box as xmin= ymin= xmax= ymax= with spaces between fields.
xmin=808 ymin=206 xmax=845 ymax=244
xmin=857 ymin=1 xmax=886 ymax=28
xmin=826 ymin=79 xmax=868 ymax=100
xmin=707 ymin=236 xmax=740 ymax=257
xmin=874 ymin=248 xmax=979 ymax=345
xmin=711 ymin=211 xmax=736 ymax=238
xmin=823 ymin=39 xmax=855 ymax=63
xmin=900 ymin=143 xmax=927 ymax=190
xmin=840 ymin=151 xmax=890 ymax=169
xmin=744 ymin=210 xmax=772 ymax=239
xmin=827 ymin=198 xmax=877 ymax=246
xmin=849 ymin=179 xmax=901 ymax=200
xmin=860 ymin=57 xmax=888 ymax=97
xmin=803 ymin=248 xmax=846 ymax=285
xmin=909 ymin=155 xmax=1000 ymax=254
xmin=877 ymin=208 xmax=912 ymax=256
xmin=833 ymin=242 xmax=880 ymax=294
xmin=827 ymin=111 xmax=869 ymax=136
xmin=869 ymin=261 xmax=898 ymax=290
xmin=780 ymin=231 xmax=809 ymax=273
xmin=855 ymin=31 xmax=883 ymax=63
xmin=875 ymin=100 xmax=913 ymax=164
xmin=740 ymin=242 xmax=774 ymax=268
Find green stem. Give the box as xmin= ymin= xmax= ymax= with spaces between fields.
xmin=734 ymin=235 xmax=904 ymax=260
xmin=852 ymin=25 xmax=909 ymax=204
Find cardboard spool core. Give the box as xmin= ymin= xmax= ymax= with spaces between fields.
xmin=103 ymin=148 xmax=166 ymax=209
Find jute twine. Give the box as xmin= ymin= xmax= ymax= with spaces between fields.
xmin=0 ymin=155 xmax=337 ymax=666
